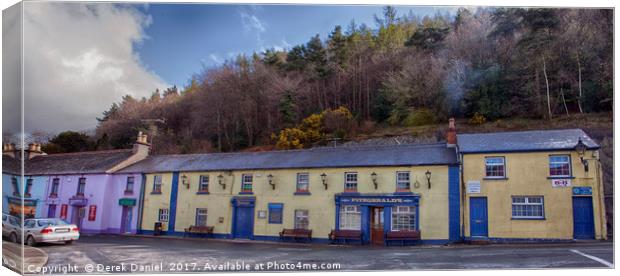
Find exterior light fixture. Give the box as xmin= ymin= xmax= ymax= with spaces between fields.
xmin=371 ymin=172 xmax=378 ymax=189
xmin=425 ymin=170 xmax=432 ymax=189
xmin=181 ymin=175 xmax=189 ymax=189
xmin=268 ymin=174 xmax=275 ymax=190
xmin=218 ymin=174 xmax=225 ymax=190
xmin=321 ymin=173 xmax=328 ymax=190
xmin=575 ymin=138 xmax=589 ymax=172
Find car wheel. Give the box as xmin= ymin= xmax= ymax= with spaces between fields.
xmin=9 ymin=233 xmax=17 ymax=243
xmin=65 ymin=240 xmax=73 ymax=245
xmin=26 ymin=236 xmax=37 ymax=247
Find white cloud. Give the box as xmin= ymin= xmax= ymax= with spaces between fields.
xmin=209 ymin=53 xmax=224 ymax=64
xmin=240 ymin=11 xmax=266 ymax=33
xmin=17 ymin=2 xmax=168 ymax=134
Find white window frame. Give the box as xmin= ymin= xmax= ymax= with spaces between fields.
xmin=153 ymin=175 xmax=163 ymax=192
xmin=485 ymin=157 xmax=506 ymax=178
xmin=296 ymin=173 xmax=309 ymax=192
xmin=195 ymin=208 xmax=208 ymax=226
xmin=51 ymin=178 xmax=60 ymax=196
xmin=199 ymin=175 xmax=209 ymax=191
xmin=511 ymin=196 xmax=545 ymax=219
xmin=549 ymin=155 xmax=572 ymax=177
xmin=158 ymin=208 xmax=169 ymax=222
xmin=126 ymin=176 xmax=135 ymax=192
xmin=339 ymin=205 xmax=361 ymax=230
xmin=396 ymin=171 xmax=411 ymax=191
xmin=294 ymin=209 xmax=309 ymax=230
xmin=344 ymin=172 xmax=358 ymax=192
xmin=241 ymin=174 xmax=253 ymax=192
xmin=391 ymin=206 xmax=416 ymax=231
xmin=77 ymin=177 xmax=86 ymax=195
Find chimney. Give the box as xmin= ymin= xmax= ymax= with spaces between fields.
xmin=2 ymin=143 xmax=16 ymax=159
xmin=446 ymin=118 xmax=457 ymax=147
xmin=27 ymin=143 xmax=45 ymax=159
xmin=132 ymin=131 xmax=150 ymax=155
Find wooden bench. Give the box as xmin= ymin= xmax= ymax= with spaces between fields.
xmin=183 ymin=225 xmax=214 ymax=238
xmin=385 ymin=230 xmax=421 ymax=246
xmin=279 ymin=228 xmax=312 ymax=242
xmin=329 ymin=229 xmax=363 ymax=245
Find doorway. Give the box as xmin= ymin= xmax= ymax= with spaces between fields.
xmin=370 ymin=207 xmax=384 ymax=245
xmin=71 ymin=206 xmax=85 ymax=229
xmin=572 ymin=196 xmax=595 ymax=239
xmin=469 ymin=197 xmax=488 ymax=237
xmin=120 ymin=207 xmax=133 ymax=234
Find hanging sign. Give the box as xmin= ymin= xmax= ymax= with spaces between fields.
xmin=551 ymin=179 xmax=571 ymax=188
xmin=60 ymin=204 xmax=68 ymax=219
xmin=467 ymin=181 xmax=481 ymax=194
xmin=88 ymin=205 xmax=97 ymax=221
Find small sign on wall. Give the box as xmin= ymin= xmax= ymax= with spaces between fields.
xmin=60 ymin=204 xmax=68 ymax=220
xmin=551 ymin=179 xmax=571 ymax=188
xmin=572 ymin=187 xmax=592 ymax=195
xmin=88 ymin=205 xmax=97 ymax=221
xmin=467 ymin=181 xmax=481 ymax=194
xmin=257 ymin=210 xmax=267 ymax=219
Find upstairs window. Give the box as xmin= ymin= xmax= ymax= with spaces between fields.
xmin=485 ymin=157 xmax=506 ymax=178
xmin=195 ymin=208 xmax=208 ymax=226
xmin=25 ymin=179 xmax=33 ymax=197
xmin=11 ymin=177 xmax=19 ymax=196
xmin=512 ymin=196 xmax=544 ymax=219
xmin=344 ymin=172 xmax=358 ymax=192
xmin=241 ymin=174 xmax=253 ymax=193
xmin=199 ymin=175 xmax=209 ymax=192
xmin=391 ymin=206 xmax=416 ymax=231
xmin=268 ymin=203 xmax=283 ymax=224
xmin=396 ymin=172 xmax=411 ymax=191
xmin=296 ymin=173 xmax=309 ymax=192
xmin=125 ymin=176 xmax=135 ymax=193
xmin=339 ymin=205 xmax=361 ymax=230
xmin=76 ymin=178 xmax=86 ymax=196
xmin=50 ymin=178 xmax=60 ymax=197
xmin=549 ymin=155 xmax=571 ymax=177
xmin=153 ymin=175 xmax=162 ymax=193
xmin=294 ymin=209 xmax=309 ymax=230
xmin=158 ymin=208 xmax=169 ymax=222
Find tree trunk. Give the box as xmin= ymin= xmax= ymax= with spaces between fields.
xmin=576 ymin=51 xmax=584 ymax=113
xmin=542 ymin=56 xmax=552 ymax=120
xmin=561 ymin=88 xmax=569 ymax=116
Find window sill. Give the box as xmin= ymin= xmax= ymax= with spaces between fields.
xmin=151 ymin=191 xmax=162 ymax=195
xmin=294 ymin=191 xmax=311 ymax=196
xmin=483 ymin=177 xmax=508 ymax=180
xmin=124 ymin=191 xmax=134 ymax=195
xmin=547 ymin=176 xmax=575 ymax=179
xmin=341 ymin=191 xmax=360 ymax=196
xmin=239 ymin=191 xmax=254 ymax=195
xmin=196 ymin=191 xmax=210 ymax=195
xmin=511 ymin=217 xmax=546 ymax=220
xmin=48 ymin=194 xmax=58 ymax=198
xmin=394 ymin=191 xmax=413 ymax=195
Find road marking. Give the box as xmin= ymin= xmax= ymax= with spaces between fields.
xmin=570 ymin=249 xmax=613 ymax=268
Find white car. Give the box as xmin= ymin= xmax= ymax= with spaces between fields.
xmin=2 ymin=213 xmax=22 ymax=243
xmin=23 ymin=218 xmax=79 ymax=246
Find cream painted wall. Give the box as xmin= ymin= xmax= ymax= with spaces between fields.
xmin=142 ymin=165 xmax=452 ymax=240
xmin=141 ymin=173 xmax=174 ymax=232
xmin=462 ymin=150 xmax=606 ymax=239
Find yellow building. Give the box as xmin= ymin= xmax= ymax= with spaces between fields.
xmin=458 ymin=129 xmax=607 ymax=241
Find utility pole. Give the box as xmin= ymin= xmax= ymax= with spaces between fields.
xmin=140 ymin=118 xmax=166 ymax=152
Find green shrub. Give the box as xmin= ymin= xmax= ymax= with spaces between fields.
xmin=403 ymin=109 xmax=437 ymax=127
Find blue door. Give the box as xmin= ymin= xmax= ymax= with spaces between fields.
xmin=469 ymin=197 xmax=488 ymax=237
xmin=233 ymin=206 xmax=254 ymax=239
xmin=573 ymin=196 xmax=595 ymax=239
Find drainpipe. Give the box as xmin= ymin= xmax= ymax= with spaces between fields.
xmin=137 ymin=173 xmax=146 ymax=234
xmin=459 ymin=152 xmax=465 ymax=242
xmin=594 ymin=153 xmax=606 ymax=239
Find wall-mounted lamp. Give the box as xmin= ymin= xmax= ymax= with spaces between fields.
xmin=267 ymin=174 xmax=275 ymax=190
xmin=321 ymin=173 xmax=328 ymax=190
xmin=371 ymin=172 xmax=378 ymax=189
xmin=575 ymin=138 xmax=589 ymax=172
xmin=181 ymin=175 xmax=189 ymax=189
xmin=217 ymin=174 xmax=225 ymax=190
xmin=425 ymin=170 xmax=432 ymax=189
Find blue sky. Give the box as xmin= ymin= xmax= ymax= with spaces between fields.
xmin=136 ymin=4 xmax=456 ymax=89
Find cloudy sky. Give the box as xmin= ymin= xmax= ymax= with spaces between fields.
xmin=4 ymin=2 xmax=454 ymax=135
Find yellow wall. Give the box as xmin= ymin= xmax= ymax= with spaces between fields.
xmin=141 ymin=173 xmax=174 ymax=232
xmin=141 ymin=165 xmax=451 ymax=240
xmin=462 ymin=150 xmax=606 ymax=240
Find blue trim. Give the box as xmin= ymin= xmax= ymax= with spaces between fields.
xmin=335 ymin=193 xmax=420 ymax=206
xmin=448 ymin=166 xmax=461 ymax=242
xmin=150 ymin=191 xmax=162 ymax=195
xmin=334 ymin=201 xmax=340 ymax=231
xmin=267 ymin=203 xmax=283 ymax=224
xmin=360 ymin=206 xmax=370 ymax=244
xmin=511 ymin=217 xmax=546 ymax=220
xmin=136 ymin=173 xmax=146 ymax=233
xmin=547 ymin=176 xmax=575 ymax=179
xmin=231 ymin=196 xmax=256 ymax=239
xmin=168 ymin=172 xmax=179 ymax=232
xmin=483 ymin=177 xmax=508 ymax=181
xmin=293 ymin=192 xmax=311 ymax=195
xmin=461 ymin=147 xmax=599 ymax=154
xmin=196 ymin=191 xmax=210 ymax=195
xmin=238 ymin=192 xmax=254 ymax=195
xmin=464 ymin=237 xmax=575 ymax=244
xmin=393 ymin=192 xmax=414 ymax=195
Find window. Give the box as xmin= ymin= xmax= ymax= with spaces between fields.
xmin=195 ymin=208 xmax=208 ymax=226
xmin=485 ymin=157 xmax=506 ymax=178
xmin=391 ymin=206 xmax=416 ymax=231
xmin=25 ymin=179 xmax=33 ymax=197
xmin=339 ymin=205 xmax=361 ymax=230
xmin=125 ymin=176 xmax=135 ymax=193
xmin=512 ymin=196 xmax=544 ymax=219
xmin=344 ymin=172 xmax=358 ymax=192
xmin=153 ymin=175 xmax=162 ymax=193
xmin=241 ymin=174 xmax=253 ymax=192
xmin=296 ymin=173 xmax=309 ymax=192
xmin=199 ymin=175 xmax=209 ymax=191
xmin=77 ymin=178 xmax=86 ymax=196
xmin=549 ymin=155 xmax=571 ymax=177
xmin=396 ymin=172 xmax=411 ymax=191
xmin=50 ymin=178 xmax=60 ymax=196
xmin=294 ymin=209 xmax=309 ymax=229
xmin=11 ymin=177 xmax=19 ymax=196
xmin=158 ymin=208 xmax=169 ymax=222
xmin=268 ymin=203 xmax=283 ymax=224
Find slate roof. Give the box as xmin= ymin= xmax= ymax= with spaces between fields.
xmin=2 ymin=155 xmax=21 ymax=175
xmin=25 ymin=149 xmax=134 ymax=175
xmin=457 ymin=129 xmax=599 ymax=154
xmin=118 ymin=143 xmax=458 ymax=173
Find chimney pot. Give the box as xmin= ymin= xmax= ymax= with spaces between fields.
xmin=447 ymin=118 xmax=457 ymax=146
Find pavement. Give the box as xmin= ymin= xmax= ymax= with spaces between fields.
xmin=30 ymin=235 xmax=614 ymax=272
xmin=2 ymin=241 xmax=49 ymax=274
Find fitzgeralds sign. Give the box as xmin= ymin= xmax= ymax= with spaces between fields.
xmin=551 ymin=179 xmax=572 ymax=188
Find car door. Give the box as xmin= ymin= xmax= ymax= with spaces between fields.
xmin=24 ymin=220 xmax=38 ymax=240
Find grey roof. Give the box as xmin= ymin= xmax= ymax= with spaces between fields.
xmin=2 ymin=155 xmax=21 ymax=175
xmin=26 ymin=149 xmax=134 ymax=175
xmin=457 ymin=129 xmax=599 ymax=154
xmin=118 ymin=143 xmax=458 ymax=173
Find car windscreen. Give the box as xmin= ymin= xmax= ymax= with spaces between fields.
xmin=37 ymin=219 xmax=70 ymax=227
